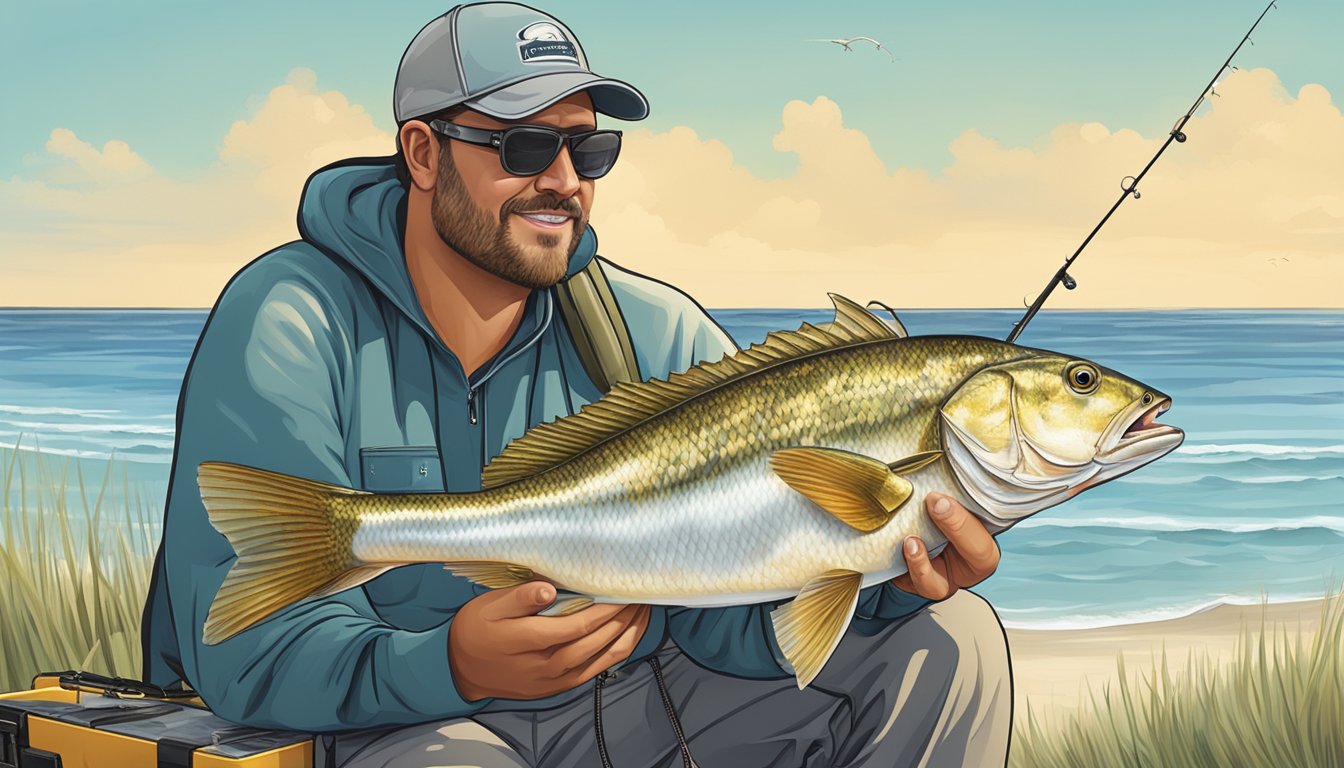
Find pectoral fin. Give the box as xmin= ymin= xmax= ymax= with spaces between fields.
xmin=770 ymin=447 xmax=935 ymax=532
xmin=771 ymin=569 xmax=864 ymax=689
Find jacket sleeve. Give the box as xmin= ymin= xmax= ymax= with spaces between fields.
xmin=622 ymin=281 xmax=933 ymax=679
xmin=162 ymin=266 xmax=488 ymax=731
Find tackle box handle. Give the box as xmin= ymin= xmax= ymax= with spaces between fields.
xmin=39 ymin=670 xmax=201 ymax=701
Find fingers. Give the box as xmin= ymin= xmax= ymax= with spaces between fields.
xmin=567 ymin=607 xmax=651 ymax=683
xmin=924 ymin=492 xmax=1000 ymax=583
xmin=471 ymin=582 xmax=638 ymax=656
xmin=479 ymin=581 xmax=558 ymax=621
xmin=895 ymin=535 xmax=953 ymax=600
xmin=498 ymin=603 xmax=650 ymax=696
xmin=546 ymin=605 xmax=651 ymax=679
xmin=892 ymin=493 xmax=1002 ymax=600
xmin=449 ymin=586 xmax=651 ymax=701
xmin=516 ymin=602 xmax=633 ymax=648
xmin=544 ymin=604 xmax=645 ymax=669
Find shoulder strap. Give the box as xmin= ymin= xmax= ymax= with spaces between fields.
xmin=554 ymin=256 xmax=641 ymax=393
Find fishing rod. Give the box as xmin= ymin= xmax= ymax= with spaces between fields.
xmin=1006 ymin=0 xmax=1278 ymax=343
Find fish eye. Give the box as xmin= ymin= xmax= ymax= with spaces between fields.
xmin=1142 ymin=392 xmax=1154 ymax=405
xmin=1065 ymin=362 xmax=1101 ymax=395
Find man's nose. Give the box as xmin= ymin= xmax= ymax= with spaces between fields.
xmin=535 ymin=144 xmax=581 ymax=198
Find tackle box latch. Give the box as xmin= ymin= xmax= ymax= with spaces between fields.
xmin=0 ymin=706 xmax=62 ymax=768
xmin=0 ymin=719 xmax=16 ymax=768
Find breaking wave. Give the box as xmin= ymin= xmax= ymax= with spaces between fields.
xmin=1 ymin=420 xmax=175 ymax=435
xmin=0 ymin=404 xmax=119 ymax=417
xmin=1016 ymin=514 xmax=1344 ymax=534
xmin=999 ymin=595 xmax=1332 ymax=631
xmin=1176 ymin=443 xmax=1344 ymax=458
xmin=1120 ymin=472 xmax=1343 ymax=486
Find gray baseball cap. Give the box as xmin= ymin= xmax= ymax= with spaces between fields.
xmin=394 ymin=2 xmax=649 ymax=123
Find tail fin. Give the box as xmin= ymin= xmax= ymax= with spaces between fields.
xmin=197 ymin=462 xmax=381 ymax=645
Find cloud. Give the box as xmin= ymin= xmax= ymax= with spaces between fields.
xmin=1 ymin=66 xmax=1339 ymax=308
xmin=0 ymin=69 xmax=395 ymax=307
xmin=42 ymin=129 xmax=153 ymax=185
xmin=219 ymin=68 xmax=390 ymax=200
xmin=592 ymin=67 xmax=1343 ymax=308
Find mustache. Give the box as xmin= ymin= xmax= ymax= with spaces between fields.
xmin=501 ymin=194 xmax=583 ymax=224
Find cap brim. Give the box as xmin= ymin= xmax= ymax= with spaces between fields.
xmin=464 ymin=71 xmax=649 ymax=121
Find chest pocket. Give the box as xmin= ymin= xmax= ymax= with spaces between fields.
xmin=359 ymin=446 xmax=443 ymax=492
xmin=357 ymin=445 xmax=465 ymax=630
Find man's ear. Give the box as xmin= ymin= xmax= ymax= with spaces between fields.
xmin=400 ymin=121 xmax=440 ymax=192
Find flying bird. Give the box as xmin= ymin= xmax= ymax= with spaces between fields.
xmin=808 ymin=36 xmax=899 ymax=63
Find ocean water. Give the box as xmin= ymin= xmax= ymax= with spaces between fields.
xmin=0 ymin=308 xmax=1341 ymax=629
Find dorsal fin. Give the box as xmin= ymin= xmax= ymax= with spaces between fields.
xmin=481 ymin=294 xmax=898 ymax=489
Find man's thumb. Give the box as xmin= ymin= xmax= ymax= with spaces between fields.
xmin=488 ymin=581 xmax=556 ymax=618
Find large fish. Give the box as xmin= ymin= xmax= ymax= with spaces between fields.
xmin=198 ymin=295 xmax=1183 ymax=687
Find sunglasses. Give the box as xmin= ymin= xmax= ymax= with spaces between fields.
xmin=429 ymin=120 xmax=623 ymax=179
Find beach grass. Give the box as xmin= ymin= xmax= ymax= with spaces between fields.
xmin=0 ymin=440 xmax=157 ymax=692
xmin=1010 ymin=590 xmax=1344 ymax=768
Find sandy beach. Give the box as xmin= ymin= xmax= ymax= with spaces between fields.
xmin=1005 ymin=597 xmax=1334 ymax=718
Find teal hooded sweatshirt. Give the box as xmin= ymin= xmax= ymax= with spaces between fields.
xmin=140 ymin=158 xmax=930 ymax=732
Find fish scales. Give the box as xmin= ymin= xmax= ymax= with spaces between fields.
xmin=198 ymin=295 xmax=1183 ymax=686
xmin=347 ymin=337 xmax=1022 ymax=602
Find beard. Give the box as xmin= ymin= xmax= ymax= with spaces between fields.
xmin=430 ymin=147 xmax=586 ymax=290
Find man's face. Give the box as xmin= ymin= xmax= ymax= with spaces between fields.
xmin=430 ymin=93 xmax=596 ymax=290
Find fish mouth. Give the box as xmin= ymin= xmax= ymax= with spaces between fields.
xmin=1100 ymin=397 xmax=1184 ymax=464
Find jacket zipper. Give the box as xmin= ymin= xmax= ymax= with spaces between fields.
xmin=454 ymin=290 xmax=553 ymax=433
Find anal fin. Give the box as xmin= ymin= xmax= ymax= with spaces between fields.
xmin=442 ymin=562 xmax=592 ymax=616
xmin=442 ymin=561 xmax=538 ymax=588
xmin=538 ymin=595 xmax=596 ymax=617
xmin=771 ymin=569 xmax=864 ymax=688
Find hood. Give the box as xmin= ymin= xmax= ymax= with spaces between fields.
xmin=295 ymin=157 xmax=600 ymax=346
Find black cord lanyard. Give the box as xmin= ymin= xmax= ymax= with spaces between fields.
xmin=594 ymin=657 xmax=697 ymax=768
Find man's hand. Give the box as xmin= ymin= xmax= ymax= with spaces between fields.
xmin=448 ymin=581 xmax=651 ymax=702
xmin=892 ymin=492 xmax=1001 ymax=601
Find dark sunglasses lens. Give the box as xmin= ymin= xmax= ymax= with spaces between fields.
xmin=501 ymin=129 xmax=562 ymax=175
xmin=571 ymin=132 xmax=622 ymax=179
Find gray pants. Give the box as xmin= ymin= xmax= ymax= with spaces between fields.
xmin=317 ymin=590 xmax=1011 ymax=768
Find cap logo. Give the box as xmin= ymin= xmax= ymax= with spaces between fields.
xmin=517 ymin=22 xmax=580 ymax=65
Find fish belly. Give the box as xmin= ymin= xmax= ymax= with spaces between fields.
xmin=350 ymin=458 xmax=956 ymax=607
xmin=350 ymin=340 xmax=999 ymax=607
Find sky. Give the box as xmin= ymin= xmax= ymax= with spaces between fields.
xmin=2 ymin=0 xmax=1340 ymax=308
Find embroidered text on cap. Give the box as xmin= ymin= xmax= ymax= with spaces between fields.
xmin=517 ymin=22 xmax=579 ymax=64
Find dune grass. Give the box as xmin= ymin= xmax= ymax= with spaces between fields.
xmin=1010 ymin=590 xmax=1344 ymax=768
xmin=0 ymin=440 xmax=158 ymax=692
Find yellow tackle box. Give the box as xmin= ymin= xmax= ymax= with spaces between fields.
xmin=0 ymin=672 xmax=313 ymax=768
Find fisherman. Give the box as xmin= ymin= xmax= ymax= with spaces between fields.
xmin=140 ymin=3 xmax=1011 ymax=765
